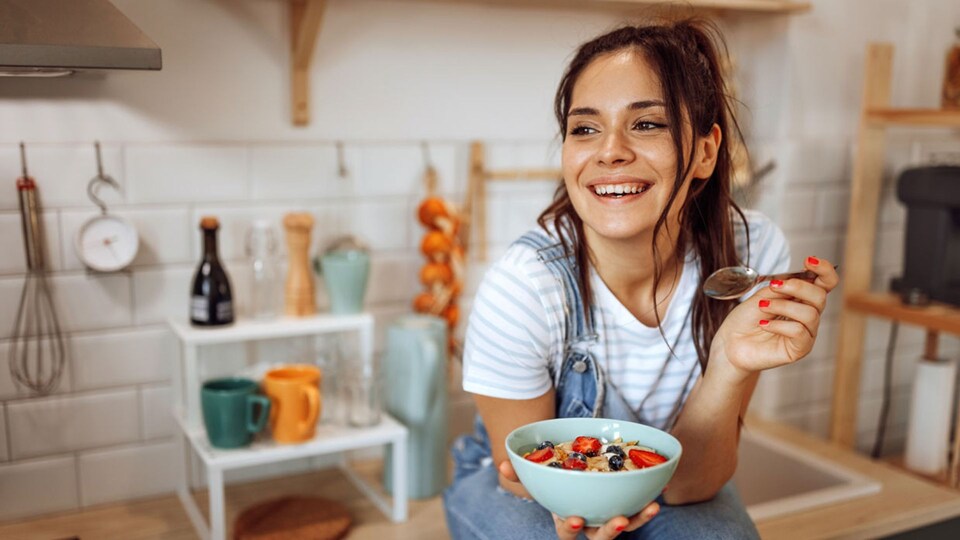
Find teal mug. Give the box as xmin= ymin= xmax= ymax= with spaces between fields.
xmin=201 ymin=377 xmax=271 ymax=449
xmin=383 ymin=314 xmax=448 ymax=499
xmin=317 ymin=250 xmax=370 ymax=314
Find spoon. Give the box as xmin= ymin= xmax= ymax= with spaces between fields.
xmin=702 ymin=264 xmax=837 ymax=300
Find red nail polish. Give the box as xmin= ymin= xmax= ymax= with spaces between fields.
xmin=759 ymin=319 xmax=770 ymax=326
xmin=807 ymin=256 xmax=820 ymax=265
xmin=616 ymin=524 xmax=626 ymax=531
xmin=759 ymin=299 xmax=770 ymax=308
xmin=570 ymin=523 xmax=582 ymax=530
xmin=770 ymin=279 xmax=784 ymax=288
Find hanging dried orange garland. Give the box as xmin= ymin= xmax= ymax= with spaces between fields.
xmin=414 ymin=195 xmax=465 ymax=355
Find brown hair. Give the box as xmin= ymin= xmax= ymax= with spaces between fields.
xmin=538 ymin=18 xmax=748 ymax=372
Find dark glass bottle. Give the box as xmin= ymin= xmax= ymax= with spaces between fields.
xmin=190 ymin=216 xmax=234 ymax=326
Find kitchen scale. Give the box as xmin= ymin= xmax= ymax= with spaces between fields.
xmin=74 ymin=142 xmax=139 ymax=272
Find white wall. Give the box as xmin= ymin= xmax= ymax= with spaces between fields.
xmin=0 ymin=0 xmax=958 ymax=521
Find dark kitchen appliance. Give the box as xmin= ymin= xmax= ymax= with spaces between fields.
xmin=890 ymin=165 xmax=960 ymax=307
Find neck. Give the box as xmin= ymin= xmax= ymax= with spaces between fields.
xmin=584 ymin=224 xmax=684 ymax=326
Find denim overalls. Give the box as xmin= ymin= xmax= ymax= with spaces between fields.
xmin=443 ymin=231 xmax=760 ymax=539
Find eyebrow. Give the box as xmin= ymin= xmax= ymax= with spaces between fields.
xmin=568 ymin=100 xmax=666 ymax=117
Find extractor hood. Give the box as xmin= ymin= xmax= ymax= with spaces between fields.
xmin=0 ymin=0 xmax=162 ymax=77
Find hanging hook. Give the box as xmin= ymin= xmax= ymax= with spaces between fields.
xmin=87 ymin=141 xmax=120 ymax=215
xmin=335 ymin=141 xmax=349 ymax=179
xmin=19 ymin=142 xmax=29 ymax=178
xmin=421 ymin=140 xmax=435 ymax=171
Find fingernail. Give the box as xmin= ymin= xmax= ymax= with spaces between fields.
xmin=616 ymin=524 xmax=626 ymax=531
xmin=570 ymin=523 xmax=582 ymax=530
xmin=645 ymin=506 xmax=659 ymax=518
xmin=759 ymin=299 xmax=770 ymax=308
xmin=759 ymin=319 xmax=770 ymax=326
xmin=770 ymin=279 xmax=784 ymax=288
xmin=807 ymin=256 xmax=820 ymax=265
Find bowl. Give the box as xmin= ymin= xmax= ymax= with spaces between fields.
xmin=505 ymin=417 xmax=682 ymax=526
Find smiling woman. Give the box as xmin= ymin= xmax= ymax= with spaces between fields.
xmin=443 ymin=17 xmax=840 ymax=540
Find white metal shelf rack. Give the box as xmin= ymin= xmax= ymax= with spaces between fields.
xmin=168 ymin=313 xmax=408 ymax=540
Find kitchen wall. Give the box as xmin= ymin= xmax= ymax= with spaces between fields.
xmin=1 ymin=0 xmax=959 ymax=521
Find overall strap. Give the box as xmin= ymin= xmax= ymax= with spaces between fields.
xmin=513 ymin=230 xmax=596 ymax=345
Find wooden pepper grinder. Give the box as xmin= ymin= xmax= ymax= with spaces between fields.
xmin=283 ymin=212 xmax=317 ymax=316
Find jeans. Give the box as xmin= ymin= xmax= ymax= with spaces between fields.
xmin=443 ymin=464 xmax=759 ymax=540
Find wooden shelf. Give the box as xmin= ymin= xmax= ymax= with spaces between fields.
xmin=589 ymin=0 xmax=810 ymax=12
xmin=846 ymin=292 xmax=960 ymax=335
xmin=283 ymin=0 xmax=810 ymax=125
xmin=462 ymin=0 xmax=811 ymax=13
xmin=866 ymin=108 xmax=960 ymax=127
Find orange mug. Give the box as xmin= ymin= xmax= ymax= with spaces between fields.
xmin=263 ymin=364 xmax=321 ymax=443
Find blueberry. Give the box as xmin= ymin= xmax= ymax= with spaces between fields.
xmin=603 ymin=444 xmax=625 ymax=457
xmin=608 ymin=454 xmax=624 ymax=471
xmin=548 ymin=461 xmax=563 ymax=468
xmin=537 ymin=441 xmax=555 ymax=450
xmin=568 ymin=452 xmax=587 ymax=462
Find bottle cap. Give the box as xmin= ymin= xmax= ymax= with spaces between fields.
xmin=200 ymin=216 xmax=220 ymax=230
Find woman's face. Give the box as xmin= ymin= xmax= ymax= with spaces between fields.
xmin=561 ymin=50 xmax=709 ymax=246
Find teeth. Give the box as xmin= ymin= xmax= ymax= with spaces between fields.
xmin=593 ymin=183 xmax=648 ymax=196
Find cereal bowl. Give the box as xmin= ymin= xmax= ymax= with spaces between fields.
xmin=505 ymin=417 xmax=681 ymax=526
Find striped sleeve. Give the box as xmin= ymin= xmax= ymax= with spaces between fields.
xmin=461 ymin=247 xmax=555 ymax=400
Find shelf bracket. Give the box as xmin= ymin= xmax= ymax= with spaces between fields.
xmin=290 ymin=0 xmax=326 ymax=126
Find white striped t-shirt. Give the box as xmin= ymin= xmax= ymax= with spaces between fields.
xmin=462 ymin=209 xmax=790 ymax=429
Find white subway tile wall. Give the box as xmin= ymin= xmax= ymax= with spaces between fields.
xmin=140 ymin=386 xmax=176 ymax=440
xmin=0 ymin=457 xmax=79 ymax=520
xmin=1 ymin=135 xmax=955 ymax=522
xmin=71 ymin=328 xmax=175 ymax=390
xmin=78 ymin=441 xmax=181 ymax=507
xmin=7 ymin=389 xmax=140 ymax=460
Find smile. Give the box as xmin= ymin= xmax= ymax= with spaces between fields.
xmin=591 ymin=183 xmax=650 ymax=198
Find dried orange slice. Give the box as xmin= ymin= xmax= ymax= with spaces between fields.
xmin=420 ymin=262 xmax=453 ymax=286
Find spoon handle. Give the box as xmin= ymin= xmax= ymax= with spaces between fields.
xmin=758 ymin=264 xmax=839 ymax=284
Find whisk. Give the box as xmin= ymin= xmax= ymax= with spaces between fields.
xmin=10 ymin=143 xmax=66 ymax=394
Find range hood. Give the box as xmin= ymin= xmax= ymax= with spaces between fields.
xmin=0 ymin=0 xmax=161 ymax=77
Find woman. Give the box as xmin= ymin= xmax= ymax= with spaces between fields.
xmin=444 ymin=18 xmax=839 ymax=540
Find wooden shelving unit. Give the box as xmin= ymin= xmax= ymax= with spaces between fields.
xmin=829 ymin=42 xmax=960 ymax=489
xmin=846 ymin=293 xmax=960 ymax=336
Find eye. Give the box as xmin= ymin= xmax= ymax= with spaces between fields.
xmin=633 ymin=120 xmax=667 ymax=131
xmin=568 ymin=125 xmax=598 ymax=136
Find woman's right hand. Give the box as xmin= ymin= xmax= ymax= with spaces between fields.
xmin=498 ymin=460 xmax=661 ymax=539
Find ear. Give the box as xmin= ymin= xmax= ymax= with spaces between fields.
xmin=691 ymin=124 xmax=722 ymax=180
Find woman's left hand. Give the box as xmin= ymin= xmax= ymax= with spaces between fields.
xmin=711 ymin=256 xmax=840 ymax=382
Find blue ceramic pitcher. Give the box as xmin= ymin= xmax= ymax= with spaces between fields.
xmin=382 ymin=314 xmax=448 ymax=499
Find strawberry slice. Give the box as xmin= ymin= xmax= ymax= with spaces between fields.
xmin=628 ymin=449 xmax=667 ymax=468
xmin=562 ymin=457 xmax=588 ymax=470
xmin=525 ymin=447 xmax=554 ymax=463
xmin=572 ymin=436 xmax=602 ymax=457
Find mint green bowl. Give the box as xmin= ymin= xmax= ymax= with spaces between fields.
xmin=505 ymin=417 xmax=682 ymax=526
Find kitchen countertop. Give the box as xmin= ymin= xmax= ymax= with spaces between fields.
xmin=3 ymin=417 xmax=960 ymax=539
xmin=746 ymin=416 xmax=960 ymax=539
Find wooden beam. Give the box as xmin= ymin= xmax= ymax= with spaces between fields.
xmin=290 ymin=0 xmax=327 ymax=126
xmin=465 ymin=142 xmax=486 ymax=261
xmin=830 ymin=43 xmax=893 ymax=448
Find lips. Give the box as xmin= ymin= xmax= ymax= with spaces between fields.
xmin=588 ymin=179 xmax=652 ymax=199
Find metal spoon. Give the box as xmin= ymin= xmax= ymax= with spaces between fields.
xmin=702 ymin=265 xmax=836 ymax=300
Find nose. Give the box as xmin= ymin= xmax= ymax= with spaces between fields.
xmin=597 ymin=130 xmax=635 ymax=167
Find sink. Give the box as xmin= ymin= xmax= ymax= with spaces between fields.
xmin=734 ymin=429 xmax=882 ymax=521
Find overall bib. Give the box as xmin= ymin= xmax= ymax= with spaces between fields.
xmin=443 ymin=231 xmax=760 ymax=539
